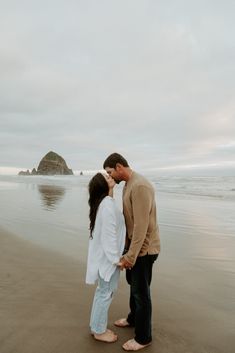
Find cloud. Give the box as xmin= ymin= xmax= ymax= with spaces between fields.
xmin=0 ymin=1 xmax=235 ymax=174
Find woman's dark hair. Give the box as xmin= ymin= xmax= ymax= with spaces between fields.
xmin=88 ymin=173 xmax=109 ymax=237
xmin=103 ymin=152 xmax=129 ymax=169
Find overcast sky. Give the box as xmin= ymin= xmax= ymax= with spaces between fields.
xmin=0 ymin=0 xmax=235 ymax=175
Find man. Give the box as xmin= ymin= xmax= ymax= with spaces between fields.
xmin=103 ymin=153 xmax=160 ymax=351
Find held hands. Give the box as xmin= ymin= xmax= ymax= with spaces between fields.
xmin=117 ymin=257 xmax=132 ymax=271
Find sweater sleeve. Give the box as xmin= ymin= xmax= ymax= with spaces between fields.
xmin=100 ymin=201 xmax=120 ymax=265
xmin=124 ymin=185 xmax=152 ymax=265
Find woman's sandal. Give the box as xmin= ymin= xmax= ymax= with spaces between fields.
xmin=122 ymin=338 xmax=151 ymax=351
xmin=114 ymin=318 xmax=131 ymax=327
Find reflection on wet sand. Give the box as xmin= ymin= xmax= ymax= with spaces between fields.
xmin=37 ymin=184 xmax=66 ymax=210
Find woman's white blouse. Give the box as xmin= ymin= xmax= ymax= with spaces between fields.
xmin=86 ymin=196 xmax=126 ymax=284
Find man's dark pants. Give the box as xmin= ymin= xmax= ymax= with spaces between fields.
xmin=126 ymin=254 xmax=158 ymax=345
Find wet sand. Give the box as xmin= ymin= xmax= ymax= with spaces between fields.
xmin=0 ymin=226 xmax=234 ymax=353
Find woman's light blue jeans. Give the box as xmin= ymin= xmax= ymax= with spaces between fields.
xmin=90 ymin=267 xmax=120 ymax=334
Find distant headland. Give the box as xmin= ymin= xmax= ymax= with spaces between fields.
xmin=18 ymin=151 xmax=73 ymax=176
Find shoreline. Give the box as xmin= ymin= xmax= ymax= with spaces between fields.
xmin=0 ymin=227 xmax=234 ymax=353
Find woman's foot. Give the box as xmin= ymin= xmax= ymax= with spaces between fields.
xmin=91 ymin=328 xmax=113 ymax=336
xmin=114 ymin=318 xmax=131 ymax=327
xmin=93 ymin=329 xmax=118 ymax=343
xmin=122 ymin=338 xmax=151 ymax=351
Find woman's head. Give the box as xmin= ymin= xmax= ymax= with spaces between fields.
xmin=88 ymin=173 xmax=115 ymax=236
xmin=88 ymin=172 xmax=109 ymax=203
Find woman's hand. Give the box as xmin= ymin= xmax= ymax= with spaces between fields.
xmin=117 ymin=257 xmax=132 ymax=271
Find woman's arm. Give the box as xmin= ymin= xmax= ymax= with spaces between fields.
xmin=100 ymin=200 xmax=120 ymax=265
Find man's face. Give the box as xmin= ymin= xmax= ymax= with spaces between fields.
xmin=105 ymin=166 xmax=122 ymax=184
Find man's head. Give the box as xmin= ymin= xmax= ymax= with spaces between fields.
xmin=103 ymin=153 xmax=130 ymax=183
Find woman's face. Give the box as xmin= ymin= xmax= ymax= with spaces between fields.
xmin=104 ymin=174 xmax=116 ymax=190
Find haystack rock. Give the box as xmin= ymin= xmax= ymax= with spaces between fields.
xmin=36 ymin=151 xmax=73 ymax=175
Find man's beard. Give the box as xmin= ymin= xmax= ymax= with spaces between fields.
xmin=114 ymin=178 xmax=121 ymax=184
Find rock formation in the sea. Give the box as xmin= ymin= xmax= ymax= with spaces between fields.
xmin=37 ymin=151 xmax=73 ymax=175
xmin=18 ymin=151 xmax=73 ymax=175
xmin=31 ymin=168 xmax=37 ymax=175
xmin=18 ymin=169 xmax=31 ymax=176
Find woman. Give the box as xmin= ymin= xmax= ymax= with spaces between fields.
xmin=86 ymin=173 xmax=126 ymax=343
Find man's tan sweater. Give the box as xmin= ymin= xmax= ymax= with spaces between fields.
xmin=123 ymin=171 xmax=160 ymax=266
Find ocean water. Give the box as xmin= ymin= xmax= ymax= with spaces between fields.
xmin=0 ymin=175 xmax=91 ymax=260
xmin=149 ymin=175 xmax=235 ymax=201
xmin=0 ymin=174 xmax=234 ymax=259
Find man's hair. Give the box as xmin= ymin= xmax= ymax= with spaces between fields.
xmin=103 ymin=153 xmax=129 ymax=169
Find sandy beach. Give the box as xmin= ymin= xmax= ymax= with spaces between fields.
xmin=1 ymin=227 xmax=127 ymax=353
xmin=1 ymin=225 xmax=234 ymax=353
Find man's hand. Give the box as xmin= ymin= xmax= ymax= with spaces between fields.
xmin=117 ymin=257 xmax=132 ymax=271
